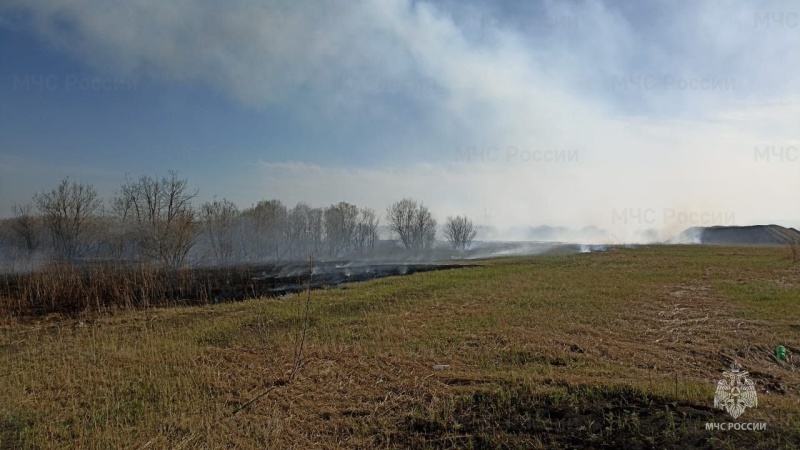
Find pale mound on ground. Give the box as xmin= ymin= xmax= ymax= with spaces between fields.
xmin=680 ymin=224 xmax=800 ymax=245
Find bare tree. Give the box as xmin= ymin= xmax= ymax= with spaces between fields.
xmin=95 ymin=211 xmax=137 ymax=261
xmin=34 ymin=178 xmax=102 ymax=261
xmin=114 ymin=171 xmax=197 ymax=267
xmin=10 ymin=203 xmax=42 ymax=257
xmin=200 ymin=198 xmax=239 ymax=264
xmin=354 ymin=208 xmax=379 ymax=253
xmin=324 ymin=202 xmax=359 ymax=258
xmin=286 ymin=203 xmax=323 ymax=258
xmin=386 ymin=199 xmax=415 ymax=249
xmin=444 ymin=215 xmax=478 ymax=250
xmin=386 ymin=198 xmax=437 ymax=250
xmin=241 ymin=199 xmax=288 ymax=262
xmin=415 ymin=205 xmax=437 ymax=250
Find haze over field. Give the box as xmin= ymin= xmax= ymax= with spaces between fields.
xmin=1 ymin=0 xmax=800 ymax=241
xmin=3 ymin=5 xmax=800 ymax=447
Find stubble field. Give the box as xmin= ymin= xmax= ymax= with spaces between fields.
xmin=1 ymin=245 xmax=799 ymax=448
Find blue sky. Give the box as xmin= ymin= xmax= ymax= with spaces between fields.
xmin=1 ymin=0 xmax=799 ymax=240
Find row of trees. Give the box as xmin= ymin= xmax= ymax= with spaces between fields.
xmin=0 ymin=172 xmax=478 ymax=268
xmin=384 ymin=199 xmax=478 ymax=251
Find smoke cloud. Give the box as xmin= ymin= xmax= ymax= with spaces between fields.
xmin=1 ymin=0 xmax=799 ymax=238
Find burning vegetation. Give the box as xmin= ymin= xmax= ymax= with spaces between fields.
xmin=0 ymin=173 xmax=482 ymax=317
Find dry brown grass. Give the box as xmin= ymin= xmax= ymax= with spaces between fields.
xmin=0 ymin=262 xmax=215 ymax=316
xmin=0 ymin=262 xmax=300 ymax=317
xmin=1 ymin=245 xmax=799 ymax=448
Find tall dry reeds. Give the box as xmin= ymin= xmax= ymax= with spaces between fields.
xmin=0 ymin=262 xmax=266 ymax=317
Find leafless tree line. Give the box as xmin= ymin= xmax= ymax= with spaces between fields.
xmin=0 ymin=175 xmax=478 ymax=269
xmin=208 ymin=200 xmax=381 ymax=264
xmin=384 ymin=199 xmax=477 ymax=251
xmin=0 ymin=173 xmax=384 ymax=268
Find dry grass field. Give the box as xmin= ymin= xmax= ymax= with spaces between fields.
xmin=1 ymin=245 xmax=799 ymax=448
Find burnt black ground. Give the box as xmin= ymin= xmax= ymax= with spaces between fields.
xmin=207 ymin=261 xmax=475 ymax=301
